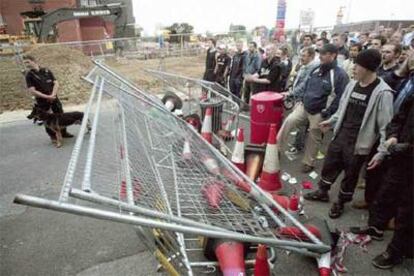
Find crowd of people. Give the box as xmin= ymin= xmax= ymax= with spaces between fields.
xmin=202 ymin=25 xmax=414 ymax=270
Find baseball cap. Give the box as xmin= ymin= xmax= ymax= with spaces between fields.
xmin=319 ymin=43 xmax=338 ymax=55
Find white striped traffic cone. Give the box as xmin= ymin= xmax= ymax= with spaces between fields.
xmin=317 ymin=252 xmax=331 ymax=276
xmin=258 ymin=124 xmax=282 ymax=192
xmin=201 ymin=107 xmax=213 ymax=144
xmin=218 ymin=115 xmax=235 ymax=141
xmin=231 ymin=128 xmax=246 ymax=173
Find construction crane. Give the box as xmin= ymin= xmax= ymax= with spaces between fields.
xmin=20 ymin=3 xmax=128 ymax=43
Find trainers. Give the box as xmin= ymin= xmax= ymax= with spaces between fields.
xmin=352 ymin=200 xmax=369 ymax=209
xmin=387 ymin=218 xmax=395 ymax=231
xmin=304 ymin=189 xmax=330 ymax=202
xmin=349 ymin=226 xmax=384 ymax=241
xmin=301 ymin=164 xmax=314 ymax=174
xmin=372 ymin=250 xmax=403 ymax=269
xmin=356 ymin=180 xmax=366 ymax=189
xmin=329 ymin=201 xmax=345 ymax=219
xmin=62 ymin=132 xmax=74 ymax=138
xmin=316 ymin=150 xmax=325 ymax=160
xmin=287 ymin=147 xmax=299 ymax=154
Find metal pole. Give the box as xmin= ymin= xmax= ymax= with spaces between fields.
xmin=69 ymin=189 xmax=231 ymax=232
xmin=59 ymin=77 xmax=98 ymax=202
xmin=82 ymin=77 xmax=104 ymax=192
xmin=14 ymin=194 xmax=330 ymax=253
xmin=119 ymin=104 xmax=134 ymax=205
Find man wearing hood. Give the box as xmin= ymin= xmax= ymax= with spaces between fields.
xmin=304 ymin=49 xmax=394 ymax=219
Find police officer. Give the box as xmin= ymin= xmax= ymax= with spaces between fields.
xmin=23 ymin=55 xmax=73 ymax=144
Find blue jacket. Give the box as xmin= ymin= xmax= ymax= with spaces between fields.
xmin=243 ymin=51 xmax=261 ymax=75
xmin=303 ymin=60 xmax=349 ymax=117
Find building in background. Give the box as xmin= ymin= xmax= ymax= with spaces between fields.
xmin=0 ymin=0 xmax=136 ymax=43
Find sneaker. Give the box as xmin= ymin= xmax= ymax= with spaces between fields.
xmin=301 ymin=164 xmax=314 ymax=174
xmin=329 ymin=201 xmax=345 ymax=219
xmin=62 ymin=132 xmax=74 ymax=138
xmin=349 ymin=226 xmax=384 ymax=241
xmin=316 ymin=150 xmax=325 ymax=160
xmin=287 ymin=147 xmax=299 ymax=155
xmin=356 ymin=180 xmax=366 ymax=189
xmin=303 ymin=189 xmax=330 ymax=202
xmin=372 ymin=250 xmax=403 ymax=269
xmin=352 ymin=200 xmax=369 ymax=209
xmin=387 ymin=218 xmax=395 ymax=231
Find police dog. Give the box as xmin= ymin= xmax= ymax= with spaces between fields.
xmin=32 ymin=107 xmax=90 ymax=148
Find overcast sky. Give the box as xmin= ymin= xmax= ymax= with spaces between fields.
xmin=132 ymin=0 xmax=414 ymax=35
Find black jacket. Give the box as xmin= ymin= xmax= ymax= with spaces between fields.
xmin=386 ymin=92 xmax=414 ymax=157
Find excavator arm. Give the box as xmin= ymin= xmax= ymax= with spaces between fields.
xmin=35 ymin=4 xmax=126 ymax=42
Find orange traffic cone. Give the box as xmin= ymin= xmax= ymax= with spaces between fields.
xmin=182 ymin=139 xmax=191 ymax=160
xmin=289 ymin=192 xmax=300 ymax=220
xmin=276 ymin=224 xmax=322 ymax=242
xmin=201 ymin=107 xmax=213 ymax=143
xmin=271 ymin=194 xmax=290 ymax=211
xmin=258 ymin=124 xmax=282 ymax=192
xmin=215 ymin=241 xmax=246 ymax=276
xmin=254 ymin=244 xmax=270 ymax=276
xmin=231 ymin=128 xmax=246 ymax=173
xmin=317 ymin=252 xmax=331 ymax=276
xmin=218 ymin=115 xmax=235 ymax=140
xmin=202 ymin=179 xmax=225 ymax=209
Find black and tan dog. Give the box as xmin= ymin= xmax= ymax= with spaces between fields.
xmin=32 ymin=107 xmax=91 ymax=148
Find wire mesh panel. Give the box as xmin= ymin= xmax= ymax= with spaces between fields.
xmin=14 ymin=62 xmax=331 ymax=275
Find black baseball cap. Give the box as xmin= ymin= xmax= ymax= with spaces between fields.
xmin=319 ymin=43 xmax=338 ymax=55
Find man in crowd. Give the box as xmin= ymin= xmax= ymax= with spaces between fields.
xmin=297 ymin=34 xmax=314 ymax=56
xmin=304 ymin=49 xmax=394 ymax=219
xmin=278 ymin=44 xmax=349 ymax=173
xmin=228 ymin=41 xmax=245 ymax=99
xmin=358 ymin=32 xmax=370 ymax=50
xmin=403 ymin=24 xmax=414 ymax=46
xmin=279 ymin=46 xmax=293 ymax=91
xmin=283 ymin=47 xmax=318 ymax=101
xmin=245 ymin=45 xmax=283 ymax=93
xmin=203 ymin=38 xmax=217 ymax=83
xmin=280 ymin=47 xmax=318 ymax=154
xmin=242 ymin=41 xmax=261 ymax=108
xmin=23 ymin=55 xmax=73 ymax=145
xmin=378 ymin=44 xmax=401 ymax=78
xmin=214 ymin=45 xmax=231 ymax=87
xmin=398 ymin=46 xmax=411 ymax=67
xmin=390 ymin=32 xmax=403 ymax=45
xmin=370 ymin=35 xmax=387 ymax=50
xmin=332 ymin=33 xmax=349 ymax=66
xmin=315 ymin=38 xmax=329 ymax=61
xmin=358 ymin=54 xmax=414 ymax=211
xmin=350 ymin=88 xmax=413 ymax=269
xmin=342 ymin=43 xmax=362 ymax=79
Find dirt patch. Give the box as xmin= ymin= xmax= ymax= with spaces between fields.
xmin=105 ymin=55 xmax=205 ymax=93
xmin=1 ymin=45 xmax=205 ymax=113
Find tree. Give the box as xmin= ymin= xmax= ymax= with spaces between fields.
xmin=166 ymin=23 xmax=194 ymax=43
